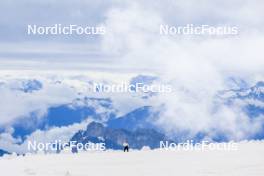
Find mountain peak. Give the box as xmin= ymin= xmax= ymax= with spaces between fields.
xmin=71 ymin=122 xmax=171 ymax=150
xmin=0 ymin=149 xmax=10 ymax=157
xmin=85 ymin=122 xmax=106 ymax=137
xmin=255 ymin=81 xmax=264 ymax=87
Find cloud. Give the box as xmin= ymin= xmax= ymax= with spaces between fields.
xmin=0 ymin=71 xmax=152 ymax=125
xmin=0 ymin=120 xmax=92 ymax=154
xmin=0 ymin=76 xmax=78 ymax=125
xmin=0 ymin=0 xmax=264 ymax=142
xmin=98 ymin=1 xmax=264 ymax=140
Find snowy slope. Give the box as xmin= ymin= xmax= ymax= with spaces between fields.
xmin=1 ymin=141 xmax=264 ymax=176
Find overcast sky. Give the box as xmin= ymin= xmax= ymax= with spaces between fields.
xmin=0 ymin=0 xmax=263 ymax=72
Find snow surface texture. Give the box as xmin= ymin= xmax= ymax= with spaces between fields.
xmin=1 ymin=141 xmax=264 ymax=176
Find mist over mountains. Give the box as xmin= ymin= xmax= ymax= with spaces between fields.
xmin=0 ymin=72 xmax=264 ymax=154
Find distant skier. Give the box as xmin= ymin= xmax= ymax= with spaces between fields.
xmin=123 ymin=142 xmax=129 ymax=152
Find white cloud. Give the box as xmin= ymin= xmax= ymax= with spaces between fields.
xmin=98 ymin=1 xmax=264 ymax=140
xmin=0 ymin=120 xmax=92 ymax=154
xmin=0 ymin=0 xmax=264 ymax=142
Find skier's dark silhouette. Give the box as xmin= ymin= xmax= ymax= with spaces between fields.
xmin=123 ymin=142 xmax=129 ymax=152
